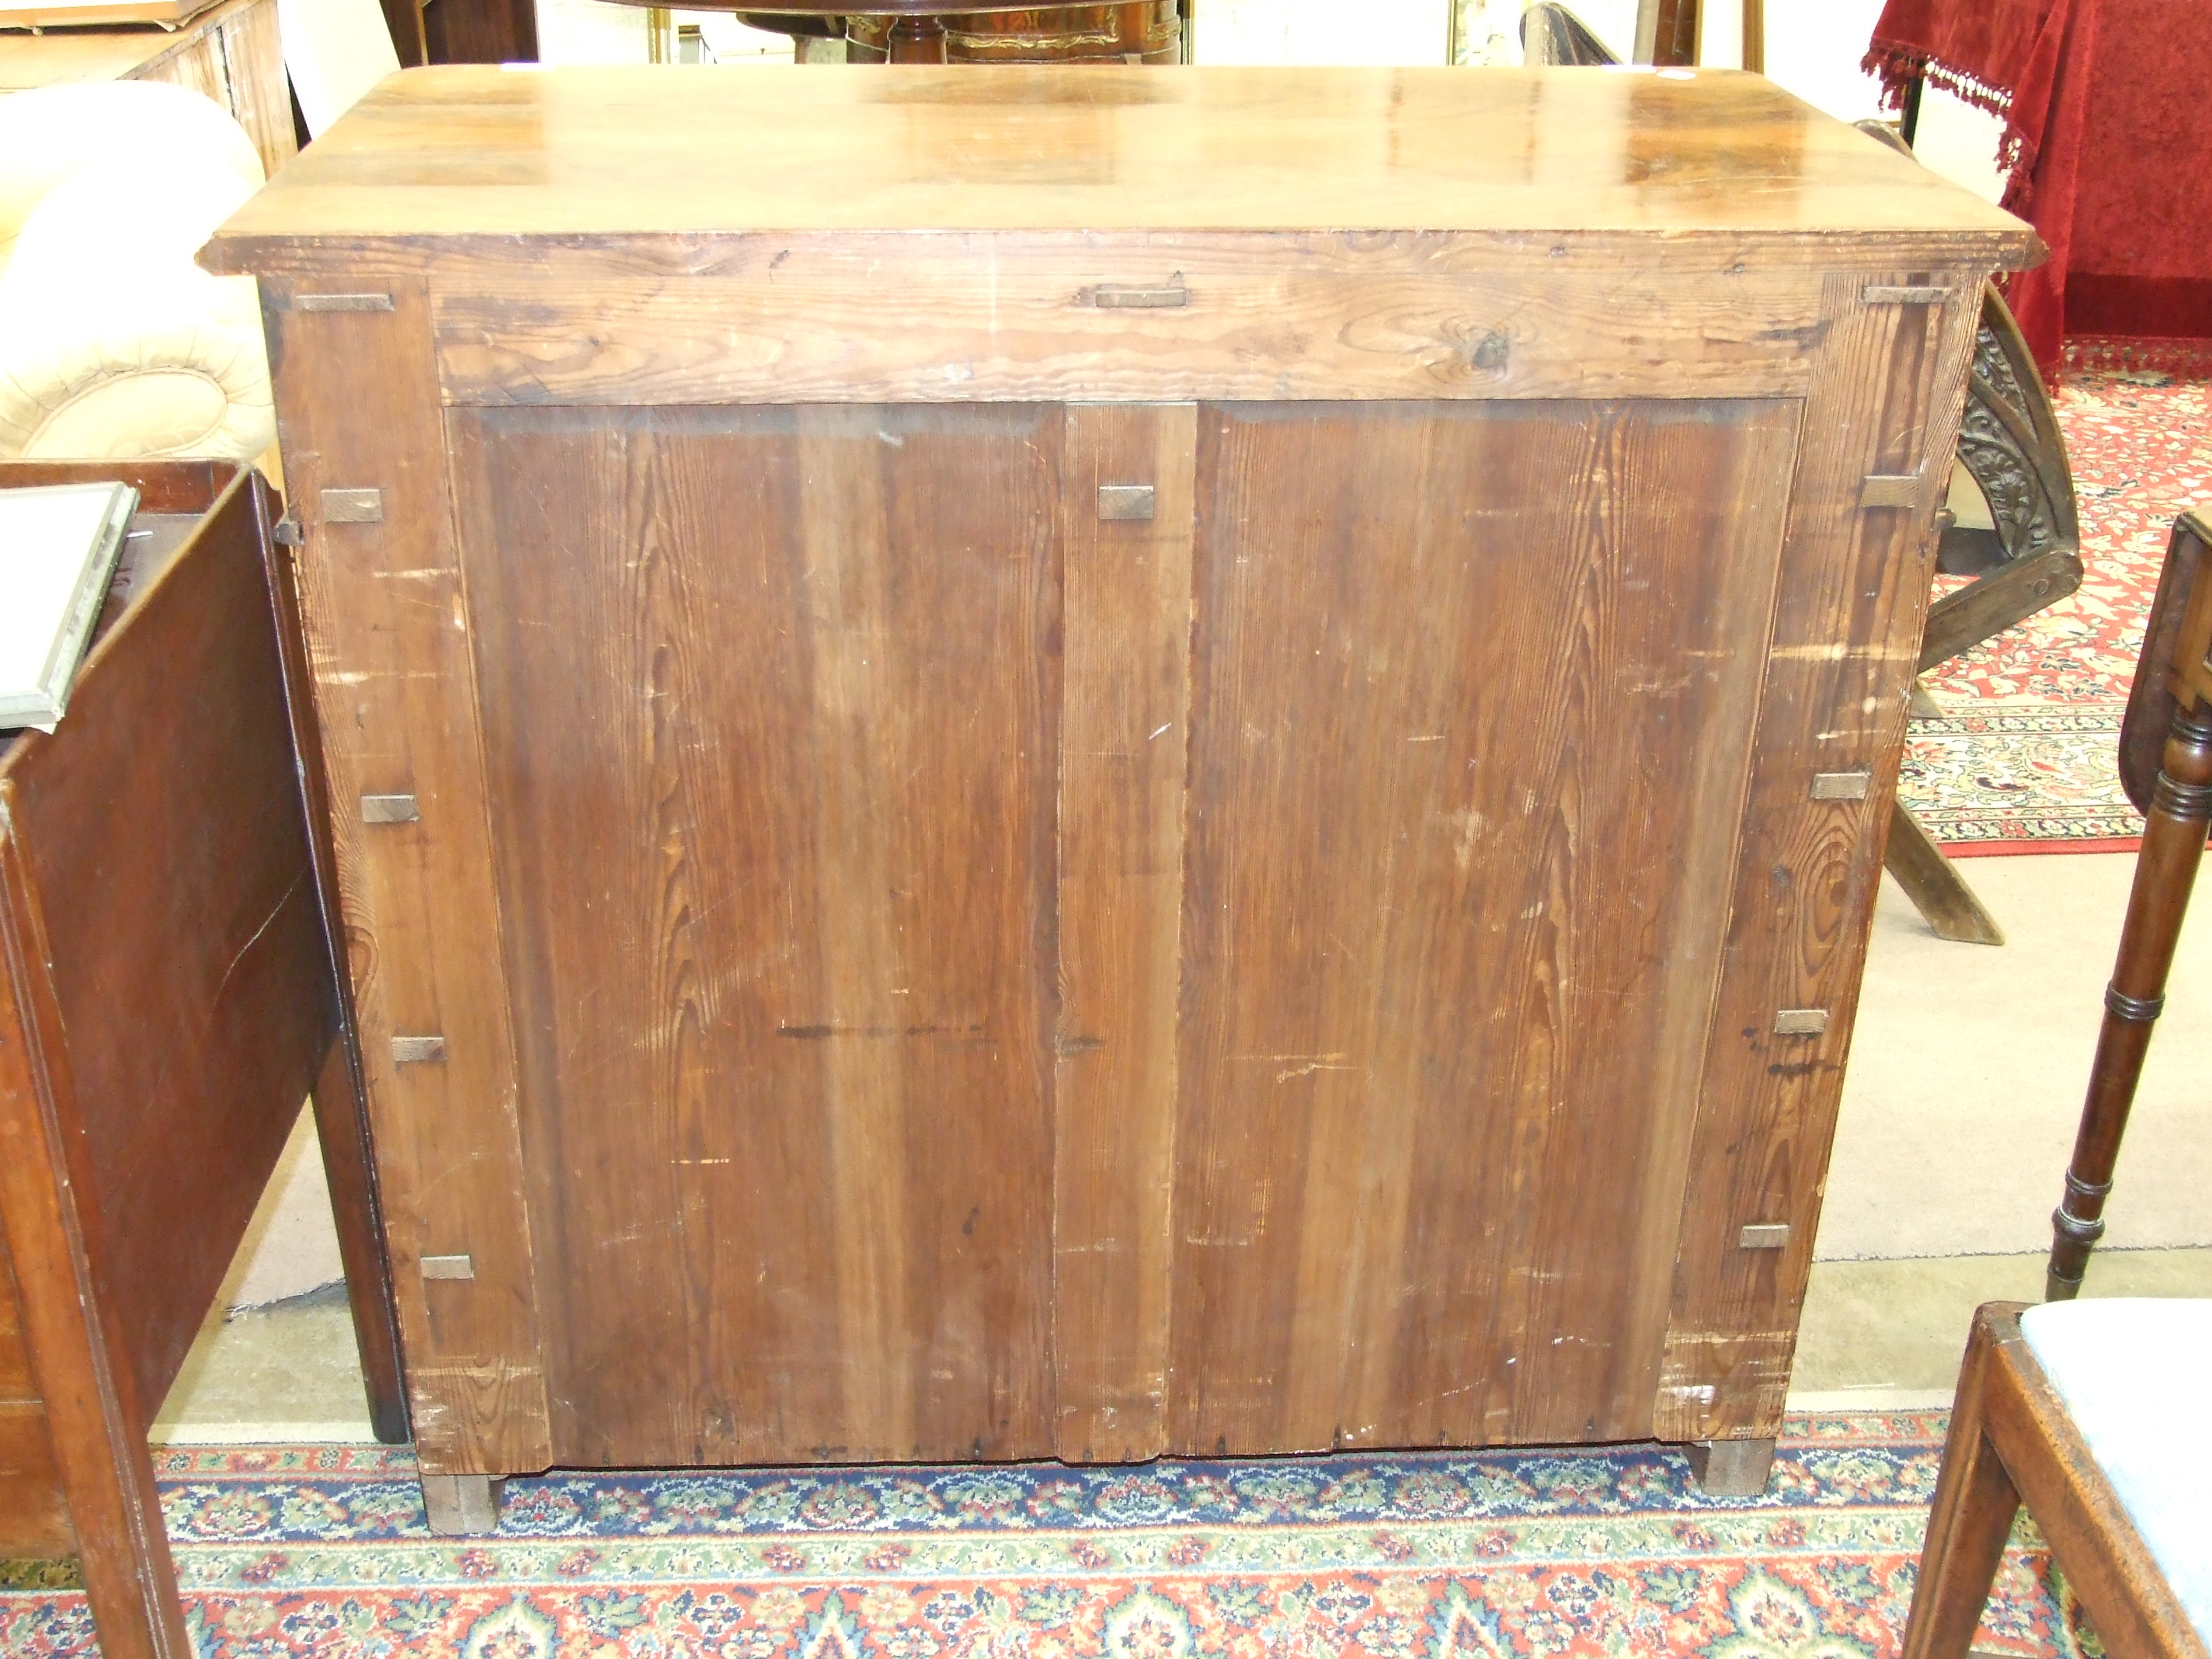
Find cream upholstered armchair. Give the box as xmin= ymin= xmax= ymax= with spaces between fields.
xmin=0 ymin=80 xmax=274 ymax=464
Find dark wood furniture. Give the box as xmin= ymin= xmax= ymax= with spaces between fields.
xmin=2043 ymin=510 xmax=2212 ymax=1299
xmin=1633 ymin=0 xmax=1761 ymax=70
xmin=1902 ymin=1302 xmax=2210 ymax=1659
xmin=376 ymin=0 xmax=534 ymax=75
xmin=206 ymin=64 xmax=2032 ymax=1526
xmin=614 ymin=0 xmax=1184 ymax=64
xmin=0 ymin=0 xmax=296 ymax=182
xmin=0 ymin=460 xmax=405 ymax=1659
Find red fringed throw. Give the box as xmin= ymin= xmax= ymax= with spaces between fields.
xmin=1866 ymin=0 xmax=2212 ymax=382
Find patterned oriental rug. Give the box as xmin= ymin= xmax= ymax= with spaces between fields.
xmin=1901 ymin=367 xmax=2212 ymax=854
xmin=1 ymin=1415 xmax=2106 ymax=1659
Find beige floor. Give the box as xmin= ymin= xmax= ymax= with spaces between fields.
xmin=1823 ymin=857 xmax=2212 ymax=1261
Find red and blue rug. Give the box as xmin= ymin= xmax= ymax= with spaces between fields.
xmin=1904 ymin=368 xmax=2212 ymax=854
xmin=1 ymin=1414 xmax=2100 ymax=1657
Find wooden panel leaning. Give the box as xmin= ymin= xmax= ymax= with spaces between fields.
xmin=2045 ymin=511 xmax=2212 ymax=1299
xmin=1900 ymin=1303 xmax=2210 ymax=1659
xmin=206 ymin=65 xmax=2036 ymax=1514
xmin=0 ymin=461 xmax=403 ymax=1659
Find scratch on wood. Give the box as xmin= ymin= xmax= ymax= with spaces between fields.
xmin=777 ymin=1021 xmax=984 ymax=1038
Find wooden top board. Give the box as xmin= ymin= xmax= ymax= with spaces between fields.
xmin=0 ymin=0 xmax=216 ymax=34
xmin=203 ymin=64 xmax=2038 ymax=271
xmin=0 ymin=0 xmax=224 ymax=87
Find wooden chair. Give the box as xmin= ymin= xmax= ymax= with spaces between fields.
xmin=1902 ymin=1300 xmax=2210 ymax=1659
xmin=2043 ymin=511 xmax=2212 ymax=1299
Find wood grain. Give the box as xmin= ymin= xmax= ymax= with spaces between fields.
xmin=1167 ymin=397 xmax=1796 ymax=1455
xmin=223 ymin=69 xmax=2022 ymax=1476
xmin=1052 ymin=403 xmax=1195 ymax=1462
xmin=0 ymin=811 xmax=183 ymax=1659
xmin=5 ymin=472 xmax=330 ymax=1418
xmin=0 ymin=1233 xmax=71 ymax=1560
xmin=0 ymin=0 xmax=294 ymax=180
xmin=201 ymin=66 xmax=2036 ymax=259
xmin=448 ymin=403 xmax=1061 ymax=1467
xmin=263 ymin=276 xmax=552 ymax=1475
xmin=430 ymin=267 xmax=1821 ymax=408
xmin=1653 ymin=270 xmax=1984 ymax=1443
xmin=0 ymin=1405 xmax=72 ymax=1559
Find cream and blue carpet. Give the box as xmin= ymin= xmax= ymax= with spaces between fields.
xmin=2 ymin=1414 xmax=2101 ymax=1657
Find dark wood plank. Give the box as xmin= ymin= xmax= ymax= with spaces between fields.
xmin=2 ymin=471 xmax=332 ymax=1417
xmin=0 ymin=813 xmax=185 ymax=1659
xmin=0 ymin=1405 xmax=73 ymax=1560
xmin=447 ymin=403 xmax=1061 ymax=1466
xmin=1167 ymin=397 xmax=1796 ymax=1455
xmin=263 ymin=276 xmax=552 ymax=1474
xmin=1654 ymin=270 xmax=1984 ymax=1442
xmin=1918 ymin=546 xmax=2082 ymax=674
xmin=0 ymin=1233 xmax=71 ymax=1560
xmin=1052 ymin=403 xmax=1195 ymax=1462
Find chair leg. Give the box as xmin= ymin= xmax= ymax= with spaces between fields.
xmin=1883 ymin=801 xmax=2005 ymax=945
xmin=2047 ymin=705 xmax=2212 ymax=1298
xmin=1901 ymin=1314 xmax=2020 ymax=1659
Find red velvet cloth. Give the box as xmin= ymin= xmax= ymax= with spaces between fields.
xmin=1866 ymin=0 xmax=2212 ymax=380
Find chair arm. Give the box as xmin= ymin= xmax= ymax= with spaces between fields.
xmin=0 ymin=157 xmax=273 ymax=463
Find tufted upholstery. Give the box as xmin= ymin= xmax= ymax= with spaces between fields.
xmin=0 ymin=81 xmax=274 ymax=464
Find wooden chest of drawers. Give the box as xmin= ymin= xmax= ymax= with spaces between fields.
xmin=206 ymin=64 xmax=2033 ymax=1525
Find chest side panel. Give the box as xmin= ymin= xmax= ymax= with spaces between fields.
xmin=448 ymin=402 xmax=1062 ymax=1466
xmin=1168 ymin=395 xmax=1801 ymax=1453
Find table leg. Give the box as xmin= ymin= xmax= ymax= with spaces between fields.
xmin=886 ymin=16 xmax=948 ymax=61
xmin=2047 ymin=705 xmax=2212 ymax=1298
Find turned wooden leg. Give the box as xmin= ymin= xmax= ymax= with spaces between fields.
xmin=1900 ymin=1309 xmax=2020 ymax=1659
xmin=885 ymin=16 xmax=948 ymax=61
xmin=1687 ymin=1438 xmax=1775 ymax=1496
xmin=1883 ymin=801 xmax=2005 ymax=946
xmin=2047 ymin=706 xmax=2212 ymax=1299
xmin=420 ymin=1474 xmax=504 ymax=1536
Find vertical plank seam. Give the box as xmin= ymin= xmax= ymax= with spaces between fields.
xmin=1630 ymin=395 xmax=1810 ymax=1431
xmin=429 ymin=308 xmax=557 ymax=1462
xmin=1159 ymin=405 xmax=1197 ymax=1452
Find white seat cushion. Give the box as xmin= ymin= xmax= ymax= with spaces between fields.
xmin=2018 ymin=1298 xmax=2212 ymax=1644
